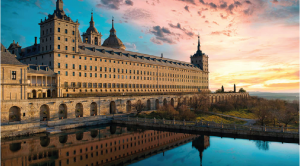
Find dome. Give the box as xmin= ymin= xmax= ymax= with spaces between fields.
xmin=102 ymin=36 xmax=126 ymax=50
xmin=102 ymin=18 xmax=126 ymax=50
xmin=86 ymin=26 xmax=98 ymax=34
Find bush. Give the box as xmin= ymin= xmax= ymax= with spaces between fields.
xmin=157 ymin=104 xmax=178 ymax=120
xmin=177 ymin=105 xmax=196 ymax=121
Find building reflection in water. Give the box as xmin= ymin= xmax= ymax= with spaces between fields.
xmin=1 ymin=125 xmax=210 ymax=166
xmin=192 ymin=135 xmax=210 ymax=166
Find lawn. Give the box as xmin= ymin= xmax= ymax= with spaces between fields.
xmin=136 ymin=111 xmax=246 ymax=125
xmin=215 ymin=109 xmax=256 ymax=119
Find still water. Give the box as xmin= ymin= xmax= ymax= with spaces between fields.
xmin=1 ymin=124 xmax=298 ymax=166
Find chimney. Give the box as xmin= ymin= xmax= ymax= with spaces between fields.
xmin=161 ymin=53 xmax=163 ymax=58
xmin=34 ymin=37 xmax=37 ymax=45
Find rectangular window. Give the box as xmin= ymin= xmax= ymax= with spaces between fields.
xmin=73 ymin=64 xmax=75 ymax=69
xmin=73 ymin=47 xmax=75 ymax=51
xmin=65 ymin=29 xmax=68 ymax=34
xmin=79 ymin=65 xmax=81 ymax=70
xmin=95 ymin=67 xmax=97 ymax=71
xmin=65 ymin=71 xmax=68 ymax=76
xmin=65 ymin=46 xmax=68 ymax=50
xmin=58 ymin=28 xmax=60 ymax=32
xmin=79 ymin=72 xmax=81 ymax=77
xmin=95 ymin=73 xmax=97 ymax=77
xmin=100 ymin=67 xmax=102 ymax=71
xmin=72 ymin=31 xmax=75 ymax=35
xmin=65 ymin=64 xmax=68 ymax=69
xmin=100 ymin=74 xmax=102 ymax=78
xmin=84 ymin=65 xmax=87 ymax=70
xmin=12 ymin=71 xmax=16 ymax=80
xmin=73 ymin=72 xmax=75 ymax=76
xmin=58 ymin=54 xmax=60 ymax=57
xmin=85 ymin=73 xmax=87 ymax=77
xmin=58 ymin=45 xmax=60 ymax=49
xmin=90 ymin=66 xmax=92 ymax=71
xmin=58 ymin=37 xmax=60 ymax=40
xmin=65 ymin=54 xmax=68 ymax=58
xmin=90 ymin=73 xmax=92 ymax=77
xmin=65 ymin=38 xmax=68 ymax=41
xmin=58 ymin=71 xmax=60 ymax=74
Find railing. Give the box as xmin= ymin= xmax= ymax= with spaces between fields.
xmin=114 ymin=117 xmax=299 ymax=134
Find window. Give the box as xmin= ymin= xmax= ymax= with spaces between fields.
xmin=73 ymin=47 xmax=75 ymax=51
xmin=65 ymin=64 xmax=68 ymax=69
xmin=79 ymin=56 xmax=81 ymax=59
xmin=65 ymin=38 xmax=68 ymax=41
xmin=90 ymin=66 xmax=92 ymax=71
xmin=58 ymin=54 xmax=60 ymax=57
xmin=58 ymin=71 xmax=60 ymax=74
xmin=79 ymin=72 xmax=81 ymax=77
xmin=84 ymin=65 xmax=87 ymax=70
xmin=95 ymin=67 xmax=97 ymax=71
xmin=90 ymin=73 xmax=92 ymax=77
xmin=72 ymin=31 xmax=75 ymax=35
xmin=95 ymin=73 xmax=97 ymax=77
xmin=12 ymin=71 xmax=16 ymax=80
xmin=73 ymin=55 xmax=75 ymax=58
xmin=65 ymin=46 xmax=68 ymax=50
xmin=65 ymin=54 xmax=68 ymax=58
xmin=65 ymin=71 xmax=68 ymax=76
xmin=58 ymin=28 xmax=60 ymax=32
xmin=73 ymin=64 xmax=75 ymax=69
xmin=58 ymin=37 xmax=60 ymax=40
xmin=65 ymin=29 xmax=68 ymax=34
xmin=58 ymin=45 xmax=60 ymax=49
xmin=85 ymin=73 xmax=87 ymax=77
xmin=73 ymin=72 xmax=75 ymax=76
xmin=58 ymin=63 xmax=60 ymax=68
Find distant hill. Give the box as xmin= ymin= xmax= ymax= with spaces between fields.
xmin=249 ymin=92 xmax=299 ymax=102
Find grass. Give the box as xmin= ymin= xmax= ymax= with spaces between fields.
xmin=215 ymin=109 xmax=256 ymax=119
xmin=195 ymin=112 xmax=246 ymax=125
xmin=136 ymin=111 xmax=246 ymax=125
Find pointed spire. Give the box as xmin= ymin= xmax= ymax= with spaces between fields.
xmin=110 ymin=16 xmax=116 ymax=36
xmin=90 ymin=10 xmax=95 ymax=27
xmin=197 ymin=32 xmax=201 ymax=51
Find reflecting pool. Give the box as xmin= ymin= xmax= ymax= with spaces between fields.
xmin=1 ymin=124 xmax=298 ymax=166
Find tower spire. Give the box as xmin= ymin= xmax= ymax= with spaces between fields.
xmin=197 ymin=33 xmax=200 ymax=51
xmin=110 ymin=16 xmax=116 ymax=36
xmin=90 ymin=10 xmax=94 ymax=27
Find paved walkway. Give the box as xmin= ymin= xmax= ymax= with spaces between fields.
xmin=208 ymin=112 xmax=256 ymax=126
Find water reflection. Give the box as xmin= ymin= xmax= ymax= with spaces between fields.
xmin=192 ymin=135 xmax=210 ymax=166
xmin=1 ymin=125 xmax=198 ymax=166
xmin=253 ymin=140 xmax=269 ymax=151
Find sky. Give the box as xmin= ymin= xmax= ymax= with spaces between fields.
xmin=1 ymin=0 xmax=299 ymax=93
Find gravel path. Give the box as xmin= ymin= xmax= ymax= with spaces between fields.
xmin=208 ymin=112 xmax=256 ymax=126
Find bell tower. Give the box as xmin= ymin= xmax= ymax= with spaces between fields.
xmin=82 ymin=11 xmax=102 ymax=46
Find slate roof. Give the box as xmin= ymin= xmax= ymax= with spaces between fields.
xmin=78 ymin=43 xmax=202 ymax=71
xmin=27 ymin=65 xmax=56 ymax=75
xmin=1 ymin=51 xmax=26 ymax=66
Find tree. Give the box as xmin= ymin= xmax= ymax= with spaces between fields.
xmin=191 ymin=92 xmax=211 ymax=112
xmin=239 ymin=88 xmax=246 ymax=93
xmin=212 ymin=101 xmax=234 ymax=114
xmin=277 ymin=103 xmax=298 ymax=127
xmin=234 ymin=84 xmax=236 ymax=92
xmin=215 ymin=89 xmax=222 ymax=93
xmin=177 ymin=105 xmax=196 ymax=121
xmin=252 ymin=99 xmax=271 ymax=125
xmin=221 ymin=85 xmax=224 ymax=92
xmin=132 ymin=100 xmax=146 ymax=115
xmin=157 ymin=104 xmax=179 ymax=120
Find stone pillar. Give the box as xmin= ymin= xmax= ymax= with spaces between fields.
xmin=45 ymin=76 xmax=47 ymax=87
xmin=30 ymin=76 xmax=32 ymax=86
xmin=41 ymin=76 xmax=43 ymax=87
xmin=51 ymin=77 xmax=52 ymax=87
xmin=35 ymin=76 xmax=37 ymax=86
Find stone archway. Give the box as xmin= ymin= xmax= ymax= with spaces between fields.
xmin=75 ymin=103 xmax=83 ymax=118
xmin=32 ymin=90 xmax=37 ymax=98
xmin=76 ymin=132 xmax=83 ymax=140
xmin=90 ymin=102 xmax=97 ymax=116
xmin=147 ymin=99 xmax=151 ymax=110
xmin=171 ymin=98 xmax=174 ymax=107
xmin=126 ymin=100 xmax=131 ymax=113
xmin=110 ymin=101 xmax=116 ymax=114
xmin=9 ymin=106 xmax=21 ymax=122
xmin=40 ymin=136 xmax=50 ymax=147
xmin=40 ymin=104 xmax=50 ymax=121
xmin=155 ymin=99 xmax=159 ymax=109
xmin=9 ymin=143 xmax=21 ymax=152
xmin=163 ymin=98 xmax=167 ymax=106
xmin=59 ymin=104 xmax=67 ymax=119
xmin=59 ymin=135 xmax=68 ymax=144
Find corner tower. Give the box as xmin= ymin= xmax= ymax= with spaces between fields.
xmin=38 ymin=0 xmax=81 ymax=53
xmin=191 ymin=35 xmax=209 ymax=72
xmin=82 ymin=12 xmax=102 ymax=45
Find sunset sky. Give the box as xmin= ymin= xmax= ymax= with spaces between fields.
xmin=1 ymin=0 xmax=299 ymax=92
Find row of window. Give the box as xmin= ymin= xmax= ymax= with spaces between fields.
xmin=42 ymin=28 xmax=75 ymax=36
xmin=63 ymin=82 xmax=208 ymax=89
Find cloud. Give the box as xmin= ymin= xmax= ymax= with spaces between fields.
xmin=150 ymin=26 xmax=176 ymax=44
xmin=272 ymin=0 xmax=278 ymax=3
xmin=38 ymin=11 xmax=48 ymax=16
xmin=124 ymin=8 xmax=151 ymax=20
xmin=205 ymin=20 xmax=209 ymax=23
xmin=220 ymin=13 xmax=228 ymax=19
xmin=245 ymin=1 xmax=252 ymax=4
xmin=124 ymin=42 xmax=138 ymax=51
xmin=210 ymin=30 xmax=232 ymax=36
xmin=169 ymin=23 xmax=195 ymax=37
xmin=178 ymin=0 xmax=196 ymax=5
xmin=184 ymin=5 xmax=190 ymax=12
xmin=209 ymin=2 xmax=217 ymax=9
xmin=35 ymin=0 xmax=41 ymax=8
xmin=219 ymin=2 xmax=227 ymax=9
xmin=212 ymin=21 xmax=219 ymax=25
xmin=99 ymin=0 xmax=123 ymax=10
xmin=65 ymin=8 xmax=71 ymax=13
xmin=125 ymin=0 xmax=133 ymax=6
